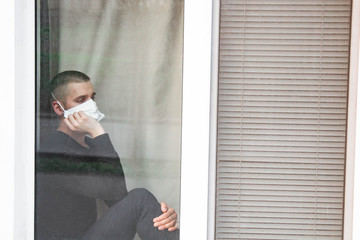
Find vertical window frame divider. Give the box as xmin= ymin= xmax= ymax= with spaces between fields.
xmin=180 ymin=1 xmax=213 ymax=239
xmin=343 ymin=0 xmax=360 ymax=239
xmin=208 ymin=0 xmax=221 ymax=239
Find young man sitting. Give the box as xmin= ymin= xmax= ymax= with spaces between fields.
xmin=36 ymin=71 xmax=179 ymax=240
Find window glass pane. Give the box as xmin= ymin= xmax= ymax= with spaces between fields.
xmin=35 ymin=1 xmax=183 ymax=240
xmin=215 ymin=0 xmax=351 ymax=239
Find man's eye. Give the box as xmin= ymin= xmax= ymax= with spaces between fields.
xmin=77 ymin=98 xmax=85 ymax=103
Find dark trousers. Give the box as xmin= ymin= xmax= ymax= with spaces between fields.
xmin=79 ymin=188 xmax=180 ymax=240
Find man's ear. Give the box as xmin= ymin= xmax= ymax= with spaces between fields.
xmin=52 ymin=100 xmax=64 ymax=116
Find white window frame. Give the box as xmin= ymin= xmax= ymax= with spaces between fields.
xmin=8 ymin=0 xmax=360 ymax=240
xmin=11 ymin=0 xmax=215 ymax=240
xmin=179 ymin=1 xmax=213 ymax=239
xmin=14 ymin=0 xmax=36 ymax=239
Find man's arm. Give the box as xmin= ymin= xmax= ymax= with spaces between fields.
xmin=62 ymin=111 xmax=128 ymax=201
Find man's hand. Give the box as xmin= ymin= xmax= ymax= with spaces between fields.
xmin=153 ymin=202 xmax=178 ymax=231
xmin=64 ymin=111 xmax=105 ymax=138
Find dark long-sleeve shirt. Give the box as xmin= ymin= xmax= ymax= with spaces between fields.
xmin=35 ymin=131 xmax=127 ymax=240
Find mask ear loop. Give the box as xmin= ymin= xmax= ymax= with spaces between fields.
xmin=51 ymin=92 xmax=66 ymax=112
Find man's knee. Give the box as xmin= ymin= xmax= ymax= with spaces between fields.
xmin=128 ymin=188 xmax=155 ymax=202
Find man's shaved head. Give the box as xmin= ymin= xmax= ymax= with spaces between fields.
xmin=51 ymin=71 xmax=90 ymax=102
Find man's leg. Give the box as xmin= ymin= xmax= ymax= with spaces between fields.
xmin=80 ymin=188 xmax=179 ymax=240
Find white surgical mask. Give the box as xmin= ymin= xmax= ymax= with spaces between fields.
xmin=51 ymin=93 xmax=105 ymax=121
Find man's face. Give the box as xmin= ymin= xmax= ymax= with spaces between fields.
xmin=62 ymin=81 xmax=96 ymax=110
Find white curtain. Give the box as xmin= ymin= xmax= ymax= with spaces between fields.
xmin=51 ymin=0 xmax=184 ymax=212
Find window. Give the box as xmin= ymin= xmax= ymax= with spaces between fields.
xmin=212 ymin=0 xmax=358 ymax=239
xmin=35 ymin=2 xmax=183 ymax=239
xmin=12 ymin=0 xmax=360 ymax=239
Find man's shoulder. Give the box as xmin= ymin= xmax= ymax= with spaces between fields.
xmin=38 ymin=131 xmax=78 ymax=156
xmin=36 ymin=131 xmax=123 ymax=175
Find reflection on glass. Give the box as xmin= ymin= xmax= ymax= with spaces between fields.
xmin=36 ymin=1 xmax=183 ymax=240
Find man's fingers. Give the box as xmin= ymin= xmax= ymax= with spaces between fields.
xmin=167 ymin=224 xmax=178 ymax=232
xmin=160 ymin=202 xmax=168 ymax=213
xmin=78 ymin=111 xmax=87 ymax=119
xmin=157 ymin=219 xmax=177 ymax=231
xmin=66 ymin=112 xmax=88 ymax=130
xmin=72 ymin=112 xmax=81 ymax=121
xmin=67 ymin=114 xmax=78 ymax=126
xmin=63 ymin=118 xmax=75 ymax=131
xmin=153 ymin=207 xmax=175 ymax=222
xmin=63 ymin=111 xmax=104 ymax=136
xmin=153 ymin=211 xmax=177 ymax=228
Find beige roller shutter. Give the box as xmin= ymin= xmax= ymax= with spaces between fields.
xmin=215 ymin=0 xmax=352 ymax=239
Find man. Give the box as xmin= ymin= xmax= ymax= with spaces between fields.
xmin=36 ymin=71 xmax=179 ymax=240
